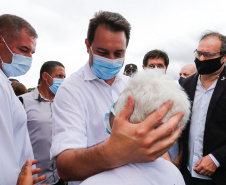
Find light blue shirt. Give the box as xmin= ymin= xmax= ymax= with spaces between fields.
xmin=188 ymin=76 xmax=220 ymax=180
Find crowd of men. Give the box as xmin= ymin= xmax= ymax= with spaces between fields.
xmin=0 ymin=10 xmax=226 ymax=185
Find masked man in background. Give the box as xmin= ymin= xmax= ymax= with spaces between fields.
xmin=20 ymin=61 xmax=66 ymax=185
xmin=181 ymin=31 xmax=226 ymax=185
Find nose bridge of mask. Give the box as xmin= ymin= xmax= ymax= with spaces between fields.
xmin=46 ymin=73 xmax=64 ymax=84
xmin=90 ymin=47 xmax=124 ymax=64
xmin=2 ymin=37 xmax=14 ymax=56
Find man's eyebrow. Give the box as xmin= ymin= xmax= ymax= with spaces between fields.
xmin=96 ymin=47 xmax=108 ymax=51
xmin=96 ymin=47 xmax=124 ymax=52
xmin=115 ymin=49 xmax=124 ymax=52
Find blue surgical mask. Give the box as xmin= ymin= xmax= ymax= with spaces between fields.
xmin=90 ymin=47 xmax=124 ymax=80
xmin=46 ymin=74 xmax=64 ymax=94
xmin=0 ymin=37 xmax=32 ymax=77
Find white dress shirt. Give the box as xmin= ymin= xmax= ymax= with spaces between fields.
xmin=0 ymin=69 xmax=34 ymax=185
xmin=50 ymin=62 xmax=129 ymax=185
xmin=81 ymin=158 xmax=185 ymax=185
xmin=188 ymin=76 xmax=220 ymax=180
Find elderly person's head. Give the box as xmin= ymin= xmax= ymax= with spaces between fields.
xmin=105 ymin=70 xmax=190 ymax=133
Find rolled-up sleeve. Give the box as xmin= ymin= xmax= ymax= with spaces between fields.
xmin=50 ymin=82 xmax=87 ymax=159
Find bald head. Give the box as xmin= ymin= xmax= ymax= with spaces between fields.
xmin=179 ymin=64 xmax=197 ymax=78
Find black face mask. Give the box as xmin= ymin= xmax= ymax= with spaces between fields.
xmin=194 ymin=56 xmax=224 ymax=75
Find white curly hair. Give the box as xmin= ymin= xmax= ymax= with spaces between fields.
xmin=114 ymin=70 xmax=190 ymax=128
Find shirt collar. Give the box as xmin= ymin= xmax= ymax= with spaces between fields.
xmin=198 ymin=75 xmax=218 ymax=91
xmin=84 ymin=61 xmax=98 ymax=81
xmin=0 ymin=69 xmax=11 ymax=85
xmin=33 ymin=88 xmax=53 ymax=102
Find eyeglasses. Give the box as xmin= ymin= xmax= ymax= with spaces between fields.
xmin=194 ymin=49 xmax=221 ymax=59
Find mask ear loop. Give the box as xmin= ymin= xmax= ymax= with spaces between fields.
xmin=45 ymin=73 xmax=53 ymax=87
xmin=2 ymin=37 xmax=14 ymax=55
xmin=90 ymin=47 xmax=94 ymax=55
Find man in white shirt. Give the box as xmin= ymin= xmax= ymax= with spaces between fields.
xmin=0 ymin=14 xmax=45 ymax=184
xmin=50 ymin=11 xmax=184 ymax=185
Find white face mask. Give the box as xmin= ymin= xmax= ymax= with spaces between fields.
xmin=144 ymin=67 xmax=166 ymax=74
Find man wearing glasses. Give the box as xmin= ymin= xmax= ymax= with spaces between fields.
xmin=181 ymin=31 xmax=226 ymax=185
xmin=142 ymin=49 xmax=169 ymax=74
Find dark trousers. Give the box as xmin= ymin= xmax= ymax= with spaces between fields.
xmin=183 ymin=168 xmax=215 ymax=185
xmin=54 ymin=179 xmax=67 ymax=185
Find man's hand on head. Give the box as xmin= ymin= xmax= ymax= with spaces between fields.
xmin=55 ymin=95 xmax=184 ymax=181
xmin=104 ymin=94 xmax=184 ymax=167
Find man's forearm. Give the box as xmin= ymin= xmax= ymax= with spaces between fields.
xmin=56 ymin=99 xmax=184 ymax=181
xmin=56 ymin=141 xmax=117 ymax=181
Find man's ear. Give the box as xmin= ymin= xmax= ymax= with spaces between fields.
xmin=85 ymin=39 xmax=90 ymax=54
xmin=142 ymin=65 xmax=144 ymax=69
xmin=42 ymin=72 xmax=49 ymax=81
xmin=222 ymin=54 xmax=226 ymax=63
xmin=0 ymin=35 xmax=5 ymax=56
xmin=0 ymin=35 xmax=4 ymax=48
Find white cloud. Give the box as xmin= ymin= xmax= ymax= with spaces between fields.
xmin=2 ymin=0 xmax=226 ymax=87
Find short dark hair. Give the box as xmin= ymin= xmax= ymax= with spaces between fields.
xmin=87 ymin=11 xmax=131 ymax=46
xmin=11 ymin=81 xmax=28 ymax=96
xmin=200 ymin=31 xmax=226 ymax=53
xmin=40 ymin=61 xmax=65 ymax=81
xmin=143 ymin=49 xmax=169 ymax=67
xmin=0 ymin=14 xmax=38 ymax=43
